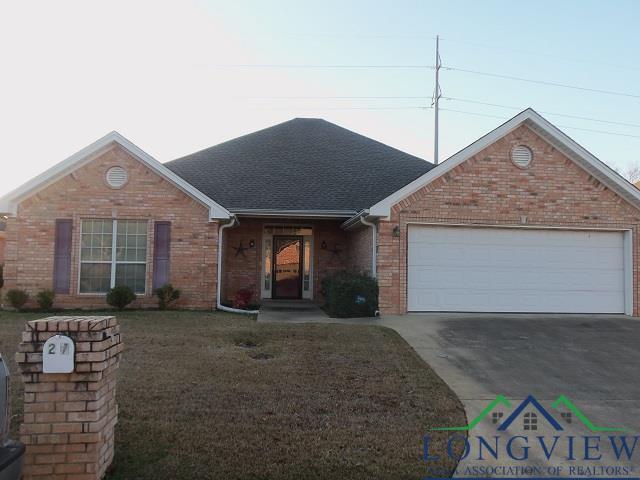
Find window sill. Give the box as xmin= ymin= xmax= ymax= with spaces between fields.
xmin=76 ymin=293 xmax=150 ymax=298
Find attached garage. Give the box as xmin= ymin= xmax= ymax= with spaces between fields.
xmin=407 ymin=225 xmax=631 ymax=314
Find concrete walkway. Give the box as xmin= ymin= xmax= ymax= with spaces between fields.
xmin=257 ymin=300 xmax=330 ymax=323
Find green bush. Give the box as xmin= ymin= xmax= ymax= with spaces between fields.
xmin=106 ymin=285 xmax=136 ymax=310
xmin=36 ymin=289 xmax=55 ymax=310
xmin=154 ymin=284 xmax=181 ymax=310
xmin=321 ymin=271 xmax=378 ymax=318
xmin=5 ymin=289 xmax=29 ymax=310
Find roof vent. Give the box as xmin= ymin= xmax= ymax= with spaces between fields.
xmin=511 ymin=145 xmax=533 ymax=168
xmin=106 ymin=166 xmax=128 ymax=188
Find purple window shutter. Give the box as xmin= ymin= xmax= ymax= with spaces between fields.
xmin=153 ymin=222 xmax=171 ymax=290
xmin=53 ymin=219 xmax=73 ymax=294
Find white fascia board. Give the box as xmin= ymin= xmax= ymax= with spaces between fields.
xmin=0 ymin=131 xmax=231 ymax=220
xmin=369 ymin=108 xmax=640 ymax=218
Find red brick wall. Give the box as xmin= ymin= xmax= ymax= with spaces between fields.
xmin=377 ymin=124 xmax=640 ymax=315
xmin=3 ymin=146 xmax=218 ymax=310
xmin=347 ymin=226 xmax=373 ymax=275
xmin=223 ymin=219 xmax=262 ymax=304
xmin=313 ymin=221 xmax=348 ymax=300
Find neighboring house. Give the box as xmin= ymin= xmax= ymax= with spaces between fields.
xmin=0 ymin=221 xmax=5 ymax=265
xmin=1 ymin=108 xmax=640 ymax=315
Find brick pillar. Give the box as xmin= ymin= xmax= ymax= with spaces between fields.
xmin=15 ymin=316 xmax=123 ymax=479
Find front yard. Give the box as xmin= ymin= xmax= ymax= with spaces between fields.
xmin=0 ymin=310 xmax=465 ymax=479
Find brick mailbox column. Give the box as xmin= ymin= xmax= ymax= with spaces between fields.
xmin=15 ymin=316 xmax=123 ymax=479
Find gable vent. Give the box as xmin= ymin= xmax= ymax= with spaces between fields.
xmin=511 ymin=145 xmax=533 ymax=168
xmin=106 ymin=166 xmax=128 ymax=188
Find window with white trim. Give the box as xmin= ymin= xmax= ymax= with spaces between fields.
xmin=264 ymin=238 xmax=272 ymax=291
xmin=303 ymin=239 xmax=311 ymax=292
xmin=80 ymin=219 xmax=148 ymax=294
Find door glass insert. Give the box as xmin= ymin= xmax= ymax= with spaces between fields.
xmin=264 ymin=239 xmax=272 ymax=290
xmin=303 ymin=239 xmax=311 ymax=291
xmin=273 ymin=236 xmax=302 ymax=299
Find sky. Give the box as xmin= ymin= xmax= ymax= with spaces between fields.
xmin=1 ymin=0 xmax=639 ymax=195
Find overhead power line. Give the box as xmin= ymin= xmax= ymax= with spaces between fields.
xmin=215 ymin=63 xmax=640 ymax=99
xmin=443 ymin=97 xmax=640 ymax=128
xmin=251 ymin=105 xmax=426 ymax=111
xmin=239 ymin=95 xmax=430 ymax=99
xmin=441 ymin=38 xmax=640 ymax=72
xmin=439 ymin=108 xmax=640 ymax=139
xmin=443 ymin=66 xmax=640 ymax=99
xmin=214 ymin=64 xmax=434 ymax=69
xmin=280 ymin=32 xmax=438 ymax=40
xmin=240 ymin=94 xmax=639 ymax=129
xmin=247 ymin=101 xmax=640 ymax=139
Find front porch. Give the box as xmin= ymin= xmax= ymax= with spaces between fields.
xmin=220 ymin=217 xmax=373 ymax=308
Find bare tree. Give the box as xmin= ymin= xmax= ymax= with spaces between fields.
xmin=625 ymin=164 xmax=640 ymax=184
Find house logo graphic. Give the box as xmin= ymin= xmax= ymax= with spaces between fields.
xmin=431 ymin=394 xmax=626 ymax=432
xmin=422 ymin=394 xmax=636 ymax=479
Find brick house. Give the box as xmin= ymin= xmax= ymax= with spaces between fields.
xmin=0 ymin=221 xmax=6 ymax=265
xmin=1 ymin=108 xmax=640 ymax=315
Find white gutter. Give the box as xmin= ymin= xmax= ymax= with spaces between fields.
xmin=358 ymin=215 xmax=377 ymax=278
xmin=216 ymin=216 xmax=260 ymax=315
xmin=229 ymin=208 xmax=356 ymax=219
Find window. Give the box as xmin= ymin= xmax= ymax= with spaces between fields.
xmin=303 ymin=239 xmax=311 ymax=291
xmin=523 ymin=412 xmax=537 ymax=431
xmin=560 ymin=412 xmax=572 ymax=424
xmin=492 ymin=412 xmax=504 ymax=424
xmin=80 ymin=219 xmax=148 ymax=294
xmin=264 ymin=239 xmax=272 ymax=290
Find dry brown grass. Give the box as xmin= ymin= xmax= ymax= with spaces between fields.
xmin=0 ymin=310 xmax=465 ymax=479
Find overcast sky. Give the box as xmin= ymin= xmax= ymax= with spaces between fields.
xmin=1 ymin=0 xmax=639 ymax=195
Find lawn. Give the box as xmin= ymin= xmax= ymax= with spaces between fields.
xmin=0 ymin=310 xmax=466 ymax=479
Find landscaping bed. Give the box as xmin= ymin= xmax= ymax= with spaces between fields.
xmin=0 ymin=310 xmax=465 ymax=479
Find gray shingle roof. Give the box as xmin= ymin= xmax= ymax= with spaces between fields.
xmin=165 ymin=118 xmax=434 ymax=213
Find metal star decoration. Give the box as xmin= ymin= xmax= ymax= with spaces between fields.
xmin=233 ymin=242 xmax=249 ymax=258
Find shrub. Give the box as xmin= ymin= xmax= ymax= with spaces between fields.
xmin=106 ymin=285 xmax=136 ymax=310
xmin=233 ymin=288 xmax=253 ymax=310
xmin=5 ymin=289 xmax=29 ymax=311
xmin=36 ymin=289 xmax=55 ymax=310
xmin=321 ymin=271 xmax=378 ymax=318
xmin=154 ymin=284 xmax=181 ymax=310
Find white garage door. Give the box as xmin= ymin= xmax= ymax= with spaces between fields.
xmin=407 ymin=226 xmax=627 ymax=313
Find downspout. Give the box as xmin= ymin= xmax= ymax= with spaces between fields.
xmin=216 ymin=216 xmax=260 ymax=315
xmin=359 ymin=214 xmax=377 ymax=278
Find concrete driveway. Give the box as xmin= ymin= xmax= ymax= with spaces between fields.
xmin=376 ymin=313 xmax=640 ymax=473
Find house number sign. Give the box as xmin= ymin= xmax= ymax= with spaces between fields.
xmin=43 ymin=335 xmax=75 ymax=373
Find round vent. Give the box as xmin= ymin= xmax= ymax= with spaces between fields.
xmin=105 ymin=166 xmax=128 ymax=188
xmin=511 ymin=145 xmax=533 ymax=168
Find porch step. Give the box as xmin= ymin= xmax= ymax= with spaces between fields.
xmin=260 ymin=300 xmax=320 ymax=312
xmin=257 ymin=300 xmax=329 ymax=322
